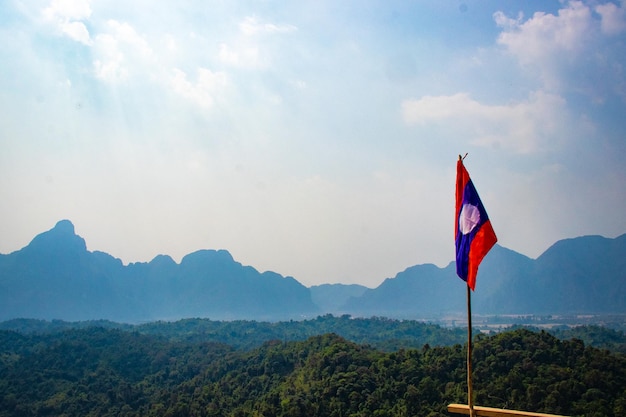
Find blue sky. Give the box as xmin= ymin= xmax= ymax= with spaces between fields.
xmin=1 ymin=0 xmax=625 ymax=287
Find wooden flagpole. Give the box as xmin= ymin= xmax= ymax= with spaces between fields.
xmin=467 ymin=284 xmax=475 ymax=417
xmin=455 ymin=275 xmax=571 ymax=417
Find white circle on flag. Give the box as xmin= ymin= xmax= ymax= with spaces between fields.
xmin=459 ymin=203 xmax=480 ymax=235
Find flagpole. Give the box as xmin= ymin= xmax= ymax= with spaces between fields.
xmin=456 ymin=154 xmax=496 ymax=417
xmin=467 ymin=284 xmax=475 ymax=417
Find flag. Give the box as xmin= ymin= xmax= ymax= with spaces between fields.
xmin=455 ymin=157 xmax=497 ymax=290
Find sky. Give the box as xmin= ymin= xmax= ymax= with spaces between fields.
xmin=1 ymin=0 xmax=626 ymax=288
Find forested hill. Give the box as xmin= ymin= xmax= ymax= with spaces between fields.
xmin=0 ymin=316 xmax=468 ymax=351
xmin=4 ymin=316 xmax=626 ymax=353
xmin=1 ymin=325 xmax=626 ymax=416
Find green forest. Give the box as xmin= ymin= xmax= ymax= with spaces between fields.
xmin=1 ymin=317 xmax=626 ymax=416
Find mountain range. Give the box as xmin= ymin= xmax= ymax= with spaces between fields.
xmin=1 ymin=220 xmax=625 ymax=322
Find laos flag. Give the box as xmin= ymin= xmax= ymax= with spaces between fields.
xmin=455 ymin=158 xmax=497 ymax=291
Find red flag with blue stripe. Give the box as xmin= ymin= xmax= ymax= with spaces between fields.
xmin=455 ymin=157 xmax=497 ymax=290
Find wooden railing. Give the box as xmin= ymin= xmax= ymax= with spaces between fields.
xmin=447 ymin=404 xmax=570 ymax=417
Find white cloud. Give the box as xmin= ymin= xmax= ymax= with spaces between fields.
xmin=89 ymin=17 xmax=230 ymax=110
xmin=60 ymin=20 xmax=91 ymax=46
xmin=401 ymin=91 xmax=567 ymax=154
xmin=218 ymin=42 xmax=263 ymax=69
xmin=494 ymin=1 xmax=592 ymax=70
xmin=170 ymin=67 xmax=228 ymax=108
xmin=596 ymin=1 xmax=626 ymax=35
xmin=43 ymin=0 xmax=91 ymax=21
xmin=494 ymin=1 xmax=626 ymax=99
xmin=492 ymin=10 xmax=522 ymax=31
xmin=93 ymin=32 xmax=127 ymax=82
xmin=402 ymin=93 xmax=479 ymax=124
xmin=239 ymin=16 xmax=297 ymax=36
xmin=93 ymin=20 xmax=154 ymax=82
xmin=217 ymin=16 xmax=296 ymax=69
xmin=42 ymin=0 xmax=93 ymax=45
xmin=106 ymin=20 xmax=153 ymax=58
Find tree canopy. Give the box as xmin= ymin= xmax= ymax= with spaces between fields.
xmin=1 ymin=322 xmax=626 ymax=416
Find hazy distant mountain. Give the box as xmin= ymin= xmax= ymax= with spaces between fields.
xmin=1 ymin=220 xmax=625 ymax=322
xmin=341 ymin=263 xmax=460 ymax=318
xmin=530 ymin=235 xmax=626 ymax=313
xmin=0 ymin=220 xmax=319 ymax=322
xmin=341 ymin=235 xmax=626 ymax=317
xmin=309 ymin=283 xmax=368 ymax=313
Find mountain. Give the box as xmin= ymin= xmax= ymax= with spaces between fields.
xmin=341 ymin=235 xmax=626 ymax=317
xmin=0 ymin=220 xmax=129 ymax=321
xmin=1 ymin=220 xmax=625 ymax=322
xmin=342 ymin=263 xmax=461 ymax=318
xmin=530 ymin=234 xmax=626 ymax=313
xmin=309 ymin=283 xmax=368 ymax=313
xmin=340 ymin=245 xmax=536 ymax=317
xmin=0 ymin=220 xmax=319 ymax=322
